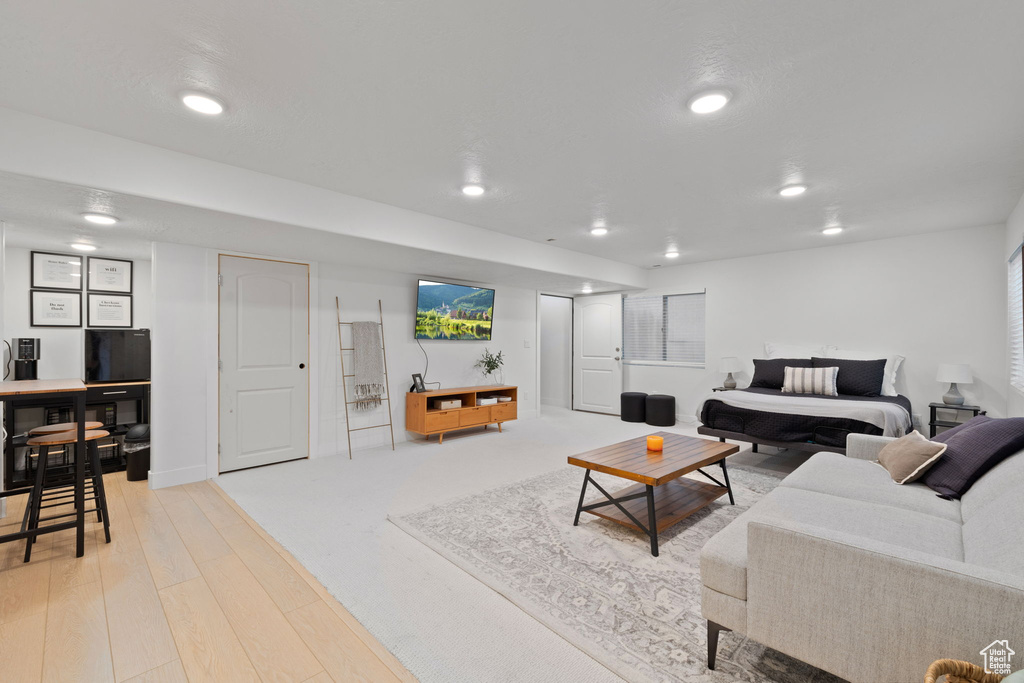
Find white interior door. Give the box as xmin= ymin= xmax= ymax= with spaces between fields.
xmin=572 ymin=294 xmax=623 ymax=414
xmin=219 ymin=255 xmax=309 ymax=472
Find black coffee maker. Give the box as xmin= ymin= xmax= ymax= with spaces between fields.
xmin=13 ymin=338 xmax=40 ymax=380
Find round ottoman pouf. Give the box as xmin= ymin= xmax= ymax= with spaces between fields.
xmin=620 ymin=392 xmax=648 ymax=423
xmin=645 ymin=394 xmax=676 ymax=426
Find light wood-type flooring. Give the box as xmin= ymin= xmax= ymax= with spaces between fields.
xmin=0 ymin=470 xmax=415 ymax=683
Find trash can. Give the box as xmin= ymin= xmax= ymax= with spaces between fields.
xmin=124 ymin=423 xmax=150 ymax=482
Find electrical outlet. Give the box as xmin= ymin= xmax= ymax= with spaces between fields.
xmin=524 ymin=339 xmax=531 ymax=348
xmin=523 ymin=390 xmax=528 ymax=401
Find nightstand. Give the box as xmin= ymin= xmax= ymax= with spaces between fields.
xmin=928 ymin=402 xmax=985 ymax=438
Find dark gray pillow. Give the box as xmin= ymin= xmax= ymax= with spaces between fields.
xmin=750 ymin=358 xmax=812 ymax=389
xmin=811 ymin=357 xmax=886 ymax=397
xmin=922 ymin=417 xmax=1024 ymax=499
xmin=932 ymin=414 xmax=991 ymax=443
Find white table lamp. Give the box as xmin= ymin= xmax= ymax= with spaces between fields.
xmin=936 ymin=363 xmax=972 ymax=406
xmin=720 ymin=357 xmax=743 ymax=390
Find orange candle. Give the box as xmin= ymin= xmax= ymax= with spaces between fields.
xmin=647 ymin=435 xmax=664 ymax=452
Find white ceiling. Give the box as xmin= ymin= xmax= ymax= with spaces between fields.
xmin=0 ymin=172 xmax=631 ymax=294
xmin=1 ymin=1 xmax=1024 ymax=267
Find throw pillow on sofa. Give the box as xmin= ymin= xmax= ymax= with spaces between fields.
xmin=877 ymin=431 xmax=947 ymax=484
xmin=750 ymin=358 xmax=813 ymax=389
xmin=931 ymin=413 xmax=991 ymax=442
xmin=922 ymin=417 xmax=1024 ymax=499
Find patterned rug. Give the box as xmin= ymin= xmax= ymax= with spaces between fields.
xmin=390 ymin=465 xmax=843 ymax=683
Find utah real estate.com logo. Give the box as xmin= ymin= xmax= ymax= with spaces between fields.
xmin=980 ymin=640 xmax=1015 ymax=676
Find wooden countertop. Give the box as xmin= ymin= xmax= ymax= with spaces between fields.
xmin=85 ymin=380 xmax=151 ymax=388
xmin=0 ymin=378 xmax=86 ymax=397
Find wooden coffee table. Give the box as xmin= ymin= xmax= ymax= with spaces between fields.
xmin=568 ymin=432 xmax=739 ymax=556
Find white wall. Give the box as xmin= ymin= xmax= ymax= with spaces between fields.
xmin=149 ymin=242 xmax=214 ymax=488
xmin=318 ymin=264 xmax=538 ymax=456
xmin=2 ymin=246 xmax=152 ymax=380
xmin=540 ymin=295 xmax=572 ymax=409
xmin=624 ymin=225 xmax=1009 ymax=426
xmin=1007 ymin=192 xmax=1024 ymax=417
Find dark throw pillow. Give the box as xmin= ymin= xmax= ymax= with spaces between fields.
xmin=922 ymin=417 xmax=1024 ymax=499
xmin=931 ymin=414 xmax=992 ymax=443
xmin=750 ymin=358 xmax=813 ymax=390
xmin=812 ymin=357 xmax=887 ymax=397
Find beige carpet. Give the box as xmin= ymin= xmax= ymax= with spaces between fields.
xmin=392 ymin=465 xmax=843 ymax=683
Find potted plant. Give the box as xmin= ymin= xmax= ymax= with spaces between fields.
xmin=475 ymin=348 xmax=505 ymax=385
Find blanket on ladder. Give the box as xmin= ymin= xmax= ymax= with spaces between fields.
xmin=352 ymin=321 xmax=384 ymax=410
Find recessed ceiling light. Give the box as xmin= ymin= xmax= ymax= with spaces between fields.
xmin=665 ymin=250 xmax=680 ymax=258
xmin=82 ymin=213 xmax=118 ymax=225
xmin=581 ymin=287 xmax=593 ymax=294
xmin=71 ymin=243 xmax=97 ymax=252
xmin=590 ymin=227 xmax=608 ymax=236
xmin=779 ymin=184 xmax=807 ymax=197
xmin=687 ymin=90 xmax=731 ymax=114
xmin=822 ymin=226 xmax=843 ymax=236
xmin=461 ymin=184 xmax=485 ymax=196
xmin=181 ymin=92 xmax=225 ymax=115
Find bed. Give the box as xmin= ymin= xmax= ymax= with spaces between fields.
xmin=696 ymin=386 xmax=913 ymax=455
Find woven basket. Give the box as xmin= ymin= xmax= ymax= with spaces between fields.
xmin=925 ymin=659 xmax=1005 ymax=683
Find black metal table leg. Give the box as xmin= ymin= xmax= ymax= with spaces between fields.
xmin=573 ymin=470 xmax=590 ymax=526
xmin=74 ymin=393 xmax=86 ymax=557
xmin=646 ymin=484 xmax=659 ymax=557
xmin=719 ymin=458 xmax=735 ymax=505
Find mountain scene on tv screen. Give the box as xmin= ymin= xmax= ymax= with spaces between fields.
xmin=416 ymin=282 xmax=493 ymax=340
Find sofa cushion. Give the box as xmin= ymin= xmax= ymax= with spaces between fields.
xmin=962 ymin=487 xmax=1024 ymax=577
xmin=961 ymin=449 xmax=1024 ymax=520
xmin=779 ymin=452 xmax=961 ymax=522
xmin=922 ymin=418 xmax=1024 ymax=499
xmin=700 ymin=486 xmax=964 ymax=601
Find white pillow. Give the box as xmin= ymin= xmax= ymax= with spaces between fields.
xmin=822 ymin=348 xmax=904 ymax=397
xmin=781 ymin=366 xmax=839 ymax=396
xmin=764 ymin=342 xmax=826 ymax=359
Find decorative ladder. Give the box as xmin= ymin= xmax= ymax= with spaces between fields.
xmin=335 ymin=297 xmax=396 ymax=459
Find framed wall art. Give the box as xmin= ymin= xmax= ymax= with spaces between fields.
xmin=87 ymin=256 xmax=133 ymax=293
xmin=31 ymin=290 xmax=82 ymax=327
xmin=31 ymin=251 xmax=83 ymax=291
xmin=87 ymin=293 xmax=133 ymax=328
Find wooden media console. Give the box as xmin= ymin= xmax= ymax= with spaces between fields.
xmin=405 ymin=385 xmax=517 ymax=443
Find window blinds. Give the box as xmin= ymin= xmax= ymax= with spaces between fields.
xmin=1011 ymin=246 xmax=1024 ymax=391
xmin=623 ymin=293 xmax=705 ymax=366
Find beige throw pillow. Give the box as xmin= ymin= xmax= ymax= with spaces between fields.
xmin=877 ymin=430 xmax=947 ymax=484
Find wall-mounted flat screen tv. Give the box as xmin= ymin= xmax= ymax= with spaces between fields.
xmin=415 ymin=280 xmax=495 ymax=340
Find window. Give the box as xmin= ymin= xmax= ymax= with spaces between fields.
xmin=623 ymin=292 xmax=705 ymax=366
xmin=1011 ymin=246 xmax=1023 ymax=391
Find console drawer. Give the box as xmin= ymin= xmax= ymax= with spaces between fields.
xmin=491 ymin=402 xmax=517 ymax=421
xmin=425 ymin=411 xmax=459 ymax=432
xmin=459 ymin=406 xmax=491 ymax=426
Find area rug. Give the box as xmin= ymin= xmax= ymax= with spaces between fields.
xmin=390 ymin=466 xmax=843 ymax=683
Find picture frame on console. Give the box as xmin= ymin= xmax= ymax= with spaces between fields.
xmin=87 ymin=256 xmax=133 ymax=293
xmin=31 ymin=251 xmax=83 ymax=290
xmin=30 ymin=290 xmax=82 ymax=327
xmin=87 ymin=293 xmax=133 ymax=328
xmin=411 ymin=373 xmax=426 ymax=393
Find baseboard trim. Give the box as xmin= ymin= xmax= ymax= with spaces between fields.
xmin=148 ymin=464 xmax=207 ymax=490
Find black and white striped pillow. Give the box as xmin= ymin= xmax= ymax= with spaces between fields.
xmin=782 ymin=366 xmax=838 ymax=396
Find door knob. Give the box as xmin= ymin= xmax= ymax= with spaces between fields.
xmin=299 ymin=363 xmax=306 ymax=369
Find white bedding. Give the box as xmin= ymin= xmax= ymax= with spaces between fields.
xmin=697 ymin=390 xmax=912 ymax=437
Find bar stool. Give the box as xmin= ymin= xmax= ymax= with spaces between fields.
xmin=22 ymin=429 xmax=111 ymax=562
xmin=26 ymin=422 xmax=105 ymax=475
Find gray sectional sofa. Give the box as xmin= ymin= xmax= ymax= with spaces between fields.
xmin=700 ymin=433 xmax=1024 ymax=683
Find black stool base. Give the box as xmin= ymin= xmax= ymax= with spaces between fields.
xmin=645 ymin=394 xmax=676 ymax=427
xmin=620 ymin=392 xmax=648 ymax=422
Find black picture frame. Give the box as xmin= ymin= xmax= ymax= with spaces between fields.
xmin=87 ymin=256 xmax=133 ymax=293
xmin=411 ymin=373 xmax=426 ymax=393
xmin=31 ymin=251 xmax=83 ymax=291
xmin=30 ymin=290 xmax=82 ymax=327
xmin=87 ymin=293 xmax=134 ymax=328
